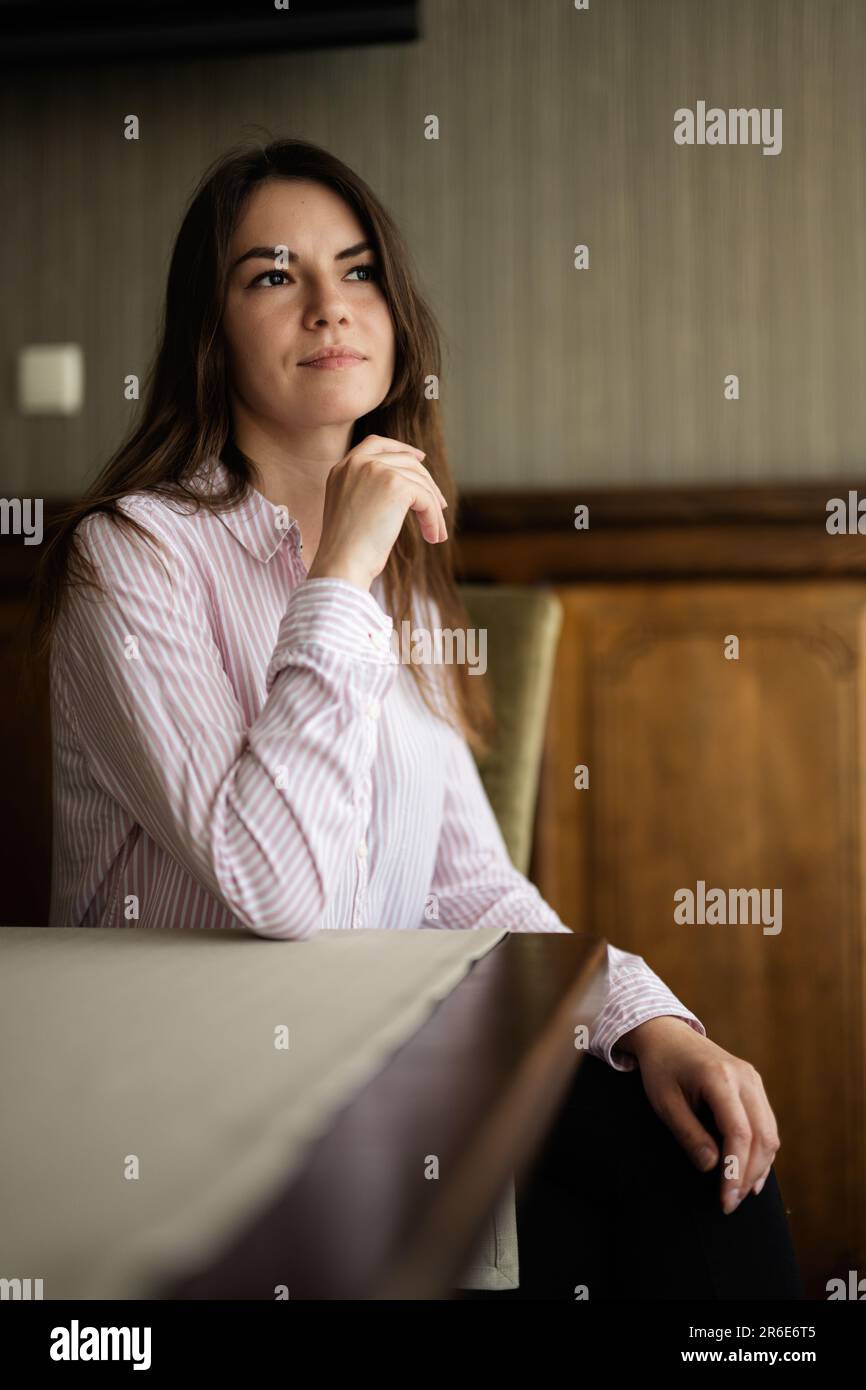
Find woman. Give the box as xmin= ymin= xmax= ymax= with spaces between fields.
xmin=28 ymin=138 xmax=802 ymax=1300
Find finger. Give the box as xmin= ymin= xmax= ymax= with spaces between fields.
xmin=738 ymin=1082 xmax=780 ymax=1196
xmin=374 ymin=451 xmax=448 ymax=509
xmin=400 ymin=456 xmax=448 ymax=508
xmin=352 ymin=444 xmax=448 ymax=509
xmin=354 ymin=433 xmax=425 ymax=458
xmin=728 ymin=1066 xmax=780 ymax=1199
xmin=750 ymin=1164 xmax=771 ymax=1197
xmin=353 ymin=434 xmax=429 ymax=467
xmin=406 ymin=482 xmax=448 ymax=543
xmin=379 ymin=465 xmax=448 ymax=543
xmin=700 ymin=1072 xmax=753 ymax=1213
xmin=387 ymin=472 xmax=447 ymax=544
xmin=654 ymin=1086 xmax=720 ymax=1172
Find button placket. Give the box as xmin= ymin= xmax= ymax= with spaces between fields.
xmin=352 ymin=831 xmax=369 ymax=928
xmin=353 ymin=737 xmax=373 ymax=928
xmin=352 ymin=664 xmax=386 ymax=928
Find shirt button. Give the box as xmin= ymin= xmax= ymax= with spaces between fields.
xmin=366 ymin=700 xmax=380 ymax=720
xmin=356 ymin=839 xmax=368 ymax=860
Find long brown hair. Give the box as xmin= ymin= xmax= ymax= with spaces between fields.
xmin=25 ymin=137 xmax=495 ymax=755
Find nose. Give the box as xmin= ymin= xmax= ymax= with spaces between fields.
xmin=301 ymin=272 xmax=353 ymax=329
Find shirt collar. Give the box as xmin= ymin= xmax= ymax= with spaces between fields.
xmin=188 ymin=455 xmax=298 ymax=564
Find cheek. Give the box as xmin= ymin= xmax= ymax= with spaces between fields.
xmin=372 ymin=304 xmax=396 ymax=362
xmin=224 ymin=289 xmax=277 ymax=341
xmin=222 ymin=299 xmax=251 ymax=362
xmin=224 ymin=300 xmax=277 ymax=367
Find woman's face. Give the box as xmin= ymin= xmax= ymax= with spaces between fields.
xmin=222 ymin=178 xmax=396 ymax=433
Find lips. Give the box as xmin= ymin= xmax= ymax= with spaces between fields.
xmin=299 ymin=346 xmax=365 ymax=366
xmin=299 ymin=355 xmax=365 ymax=370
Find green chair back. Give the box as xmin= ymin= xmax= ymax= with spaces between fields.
xmin=457 ymin=585 xmax=563 ymax=875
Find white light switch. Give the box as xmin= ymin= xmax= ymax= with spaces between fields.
xmin=18 ymin=343 xmax=84 ymax=415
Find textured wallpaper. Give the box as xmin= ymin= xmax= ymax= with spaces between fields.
xmin=1 ymin=0 xmax=863 ymax=496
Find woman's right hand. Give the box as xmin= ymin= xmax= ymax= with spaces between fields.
xmin=306 ymin=434 xmax=448 ymax=592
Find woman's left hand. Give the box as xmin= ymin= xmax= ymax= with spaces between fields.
xmin=617 ymin=1016 xmax=781 ymax=1215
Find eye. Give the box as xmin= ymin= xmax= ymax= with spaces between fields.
xmin=250 ymin=263 xmax=380 ymax=288
xmin=250 ymin=269 xmax=291 ymax=288
xmin=345 ymin=263 xmax=379 ymax=282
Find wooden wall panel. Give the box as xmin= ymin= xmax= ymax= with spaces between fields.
xmin=534 ymin=580 xmax=866 ymax=1298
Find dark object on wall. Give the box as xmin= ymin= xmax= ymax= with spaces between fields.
xmin=0 ymin=0 xmax=420 ymax=68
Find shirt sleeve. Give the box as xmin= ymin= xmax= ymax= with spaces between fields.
xmin=426 ymin=716 xmax=707 ymax=1070
xmin=591 ymin=944 xmax=707 ymax=1072
xmin=53 ymin=501 xmax=400 ymax=940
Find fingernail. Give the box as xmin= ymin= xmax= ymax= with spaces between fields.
xmin=723 ymin=1188 xmax=741 ymax=1214
xmin=697 ymin=1146 xmax=715 ymax=1171
xmin=753 ymin=1177 xmax=766 ymax=1196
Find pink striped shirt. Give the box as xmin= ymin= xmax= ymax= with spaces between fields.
xmin=49 ymin=456 xmax=706 ymax=1070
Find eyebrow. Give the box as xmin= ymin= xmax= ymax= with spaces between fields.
xmin=231 ymin=240 xmax=375 ymax=272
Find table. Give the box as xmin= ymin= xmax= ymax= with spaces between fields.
xmin=160 ymin=932 xmax=607 ymax=1300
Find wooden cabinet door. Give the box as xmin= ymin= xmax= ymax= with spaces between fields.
xmin=533 ymin=580 xmax=866 ymax=1299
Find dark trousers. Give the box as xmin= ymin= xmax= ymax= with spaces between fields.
xmin=456 ymin=1053 xmax=804 ymax=1300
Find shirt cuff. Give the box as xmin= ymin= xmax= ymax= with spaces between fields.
xmin=588 ymin=946 xmax=708 ymax=1072
xmin=267 ymin=577 xmax=398 ymax=687
xmin=601 ymin=1012 xmax=707 ymax=1072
